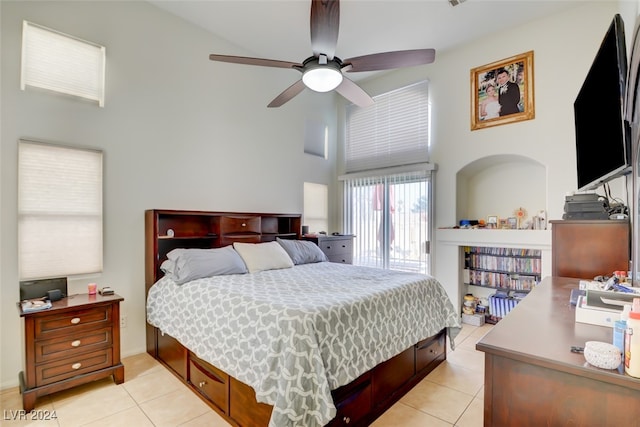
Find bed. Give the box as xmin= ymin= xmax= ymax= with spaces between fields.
xmin=144 ymin=209 xmax=461 ymax=427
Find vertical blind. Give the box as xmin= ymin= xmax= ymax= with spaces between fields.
xmin=21 ymin=21 xmax=106 ymax=106
xmin=18 ymin=140 xmax=103 ymax=279
xmin=345 ymin=80 xmax=429 ymax=173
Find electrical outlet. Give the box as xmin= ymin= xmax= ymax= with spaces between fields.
xmin=120 ymin=315 xmax=127 ymax=328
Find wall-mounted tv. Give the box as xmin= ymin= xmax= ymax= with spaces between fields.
xmin=574 ymin=14 xmax=631 ymax=191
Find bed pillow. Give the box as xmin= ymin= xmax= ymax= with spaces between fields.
xmin=161 ymin=246 xmax=248 ymax=285
xmin=276 ymin=238 xmax=328 ymax=265
xmin=233 ymin=241 xmax=294 ymax=273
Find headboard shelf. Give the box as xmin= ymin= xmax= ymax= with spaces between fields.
xmin=145 ymin=209 xmax=302 ymax=291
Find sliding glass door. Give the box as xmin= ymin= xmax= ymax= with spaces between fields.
xmin=344 ymin=171 xmax=432 ymax=274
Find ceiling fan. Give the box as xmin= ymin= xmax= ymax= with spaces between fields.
xmin=209 ymin=0 xmax=436 ymax=108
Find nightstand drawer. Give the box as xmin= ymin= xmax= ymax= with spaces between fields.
xmin=35 ymin=305 xmax=112 ymax=338
xmin=326 ymin=253 xmax=353 ymax=264
xmin=317 ymin=238 xmax=352 ymax=256
xmin=36 ymin=348 xmax=113 ymax=387
xmin=35 ymin=327 xmax=112 ymax=363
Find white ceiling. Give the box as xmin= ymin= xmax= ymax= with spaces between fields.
xmin=148 ymin=0 xmax=586 ymax=80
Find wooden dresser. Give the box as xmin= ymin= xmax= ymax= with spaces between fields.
xmin=477 ymin=277 xmax=640 ymax=426
xmin=550 ymin=219 xmax=629 ymax=279
xmin=18 ymin=293 xmax=124 ymax=411
xmin=303 ymin=234 xmax=355 ymax=264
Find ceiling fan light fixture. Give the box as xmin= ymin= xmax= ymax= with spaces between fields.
xmin=302 ymin=66 xmax=343 ymax=92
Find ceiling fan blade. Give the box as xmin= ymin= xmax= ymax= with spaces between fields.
xmin=343 ymin=49 xmax=436 ymax=72
xmin=209 ymin=54 xmax=302 ymax=70
xmin=335 ymin=77 xmax=374 ymax=108
xmin=310 ymin=0 xmax=340 ymax=60
xmin=268 ymin=79 xmax=307 ymax=108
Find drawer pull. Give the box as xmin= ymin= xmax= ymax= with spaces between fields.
xmin=326 ymin=246 xmax=331 ymax=249
xmin=241 ymin=223 xmax=246 ymax=227
xmin=70 ymin=318 xmax=81 ymax=324
xmin=198 ymin=381 xmax=207 ymax=388
xmin=341 ymin=244 xmax=346 ymax=248
xmin=71 ymin=362 xmax=82 ymax=370
xmin=71 ymin=340 xmax=81 ymax=347
xmin=343 ymin=416 xmax=351 ymax=424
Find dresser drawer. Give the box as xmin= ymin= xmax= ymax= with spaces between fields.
xmin=36 ymin=349 xmax=113 ymax=387
xmin=189 ymin=354 xmax=229 ymax=413
xmin=35 ymin=305 xmax=112 ymax=339
xmin=415 ymin=332 xmax=445 ymax=372
xmin=35 ymin=327 xmax=112 ymax=363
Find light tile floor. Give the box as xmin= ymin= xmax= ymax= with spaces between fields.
xmin=0 ymin=323 xmax=491 ymax=427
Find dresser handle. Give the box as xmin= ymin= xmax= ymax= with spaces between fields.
xmin=198 ymin=381 xmax=207 ymax=388
xmin=70 ymin=317 xmax=81 ymax=324
xmin=71 ymin=340 xmax=81 ymax=347
xmin=241 ymin=223 xmax=246 ymax=227
xmin=71 ymin=363 xmax=82 ymax=370
xmin=343 ymin=416 xmax=351 ymax=424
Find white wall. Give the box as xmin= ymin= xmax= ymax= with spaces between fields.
xmin=0 ymin=1 xmax=336 ymax=389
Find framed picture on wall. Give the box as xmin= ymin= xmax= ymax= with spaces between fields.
xmin=470 ymin=51 xmax=535 ymax=130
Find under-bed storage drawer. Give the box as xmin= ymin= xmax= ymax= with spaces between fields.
xmin=329 ymin=373 xmax=372 ymax=427
xmin=415 ymin=331 xmax=445 ymax=372
xmin=372 ymin=346 xmax=414 ymax=405
xmin=188 ymin=353 xmax=229 ymax=414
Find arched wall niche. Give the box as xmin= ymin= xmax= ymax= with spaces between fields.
xmin=456 ymin=154 xmax=547 ymax=226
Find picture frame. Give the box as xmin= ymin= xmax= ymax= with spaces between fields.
xmin=498 ymin=218 xmax=509 ymax=229
xmin=470 ymin=51 xmax=535 ymax=131
xmin=508 ymin=217 xmax=518 ymax=229
xmin=486 ymin=215 xmax=498 ymax=229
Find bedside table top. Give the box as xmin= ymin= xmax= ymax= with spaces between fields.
xmin=18 ymin=293 xmax=124 ymax=317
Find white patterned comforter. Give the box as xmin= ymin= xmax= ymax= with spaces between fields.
xmin=146 ymin=262 xmax=461 ymax=427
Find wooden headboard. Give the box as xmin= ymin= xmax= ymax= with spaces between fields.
xmin=144 ymin=209 xmax=302 ymax=293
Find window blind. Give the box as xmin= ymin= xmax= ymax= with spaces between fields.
xmin=21 ymin=21 xmax=106 ymax=106
xmin=303 ymin=182 xmax=328 ymax=234
xmin=18 ymin=140 xmax=103 ymax=280
xmin=345 ymin=81 xmax=429 ymax=173
xmin=343 ymin=170 xmax=432 ymax=274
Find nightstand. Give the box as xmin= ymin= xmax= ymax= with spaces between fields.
xmin=18 ymin=293 xmax=125 ymax=411
xmin=303 ymin=234 xmax=355 ymax=264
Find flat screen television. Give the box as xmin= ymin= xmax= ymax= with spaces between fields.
xmin=574 ymin=14 xmax=631 ymax=191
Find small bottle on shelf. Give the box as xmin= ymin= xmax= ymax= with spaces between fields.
xmin=624 ymin=299 xmax=640 ymax=378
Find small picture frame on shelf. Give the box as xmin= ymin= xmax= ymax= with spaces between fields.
xmin=507 ymin=217 xmax=518 ymax=229
xmin=498 ymin=218 xmax=509 ymax=229
xmin=486 ymin=215 xmax=498 ymax=229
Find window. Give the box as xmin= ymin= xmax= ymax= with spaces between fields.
xmin=345 ymin=81 xmax=430 ymax=173
xmin=343 ymin=169 xmax=434 ymax=274
xmin=18 ymin=140 xmax=103 ymax=279
xmin=21 ymin=21 xmax=106 ymax=106
xmin=342 ymin=81 xmax=433 ymax=274
xmin=303 ymin=182 xmax=328 ymax=234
